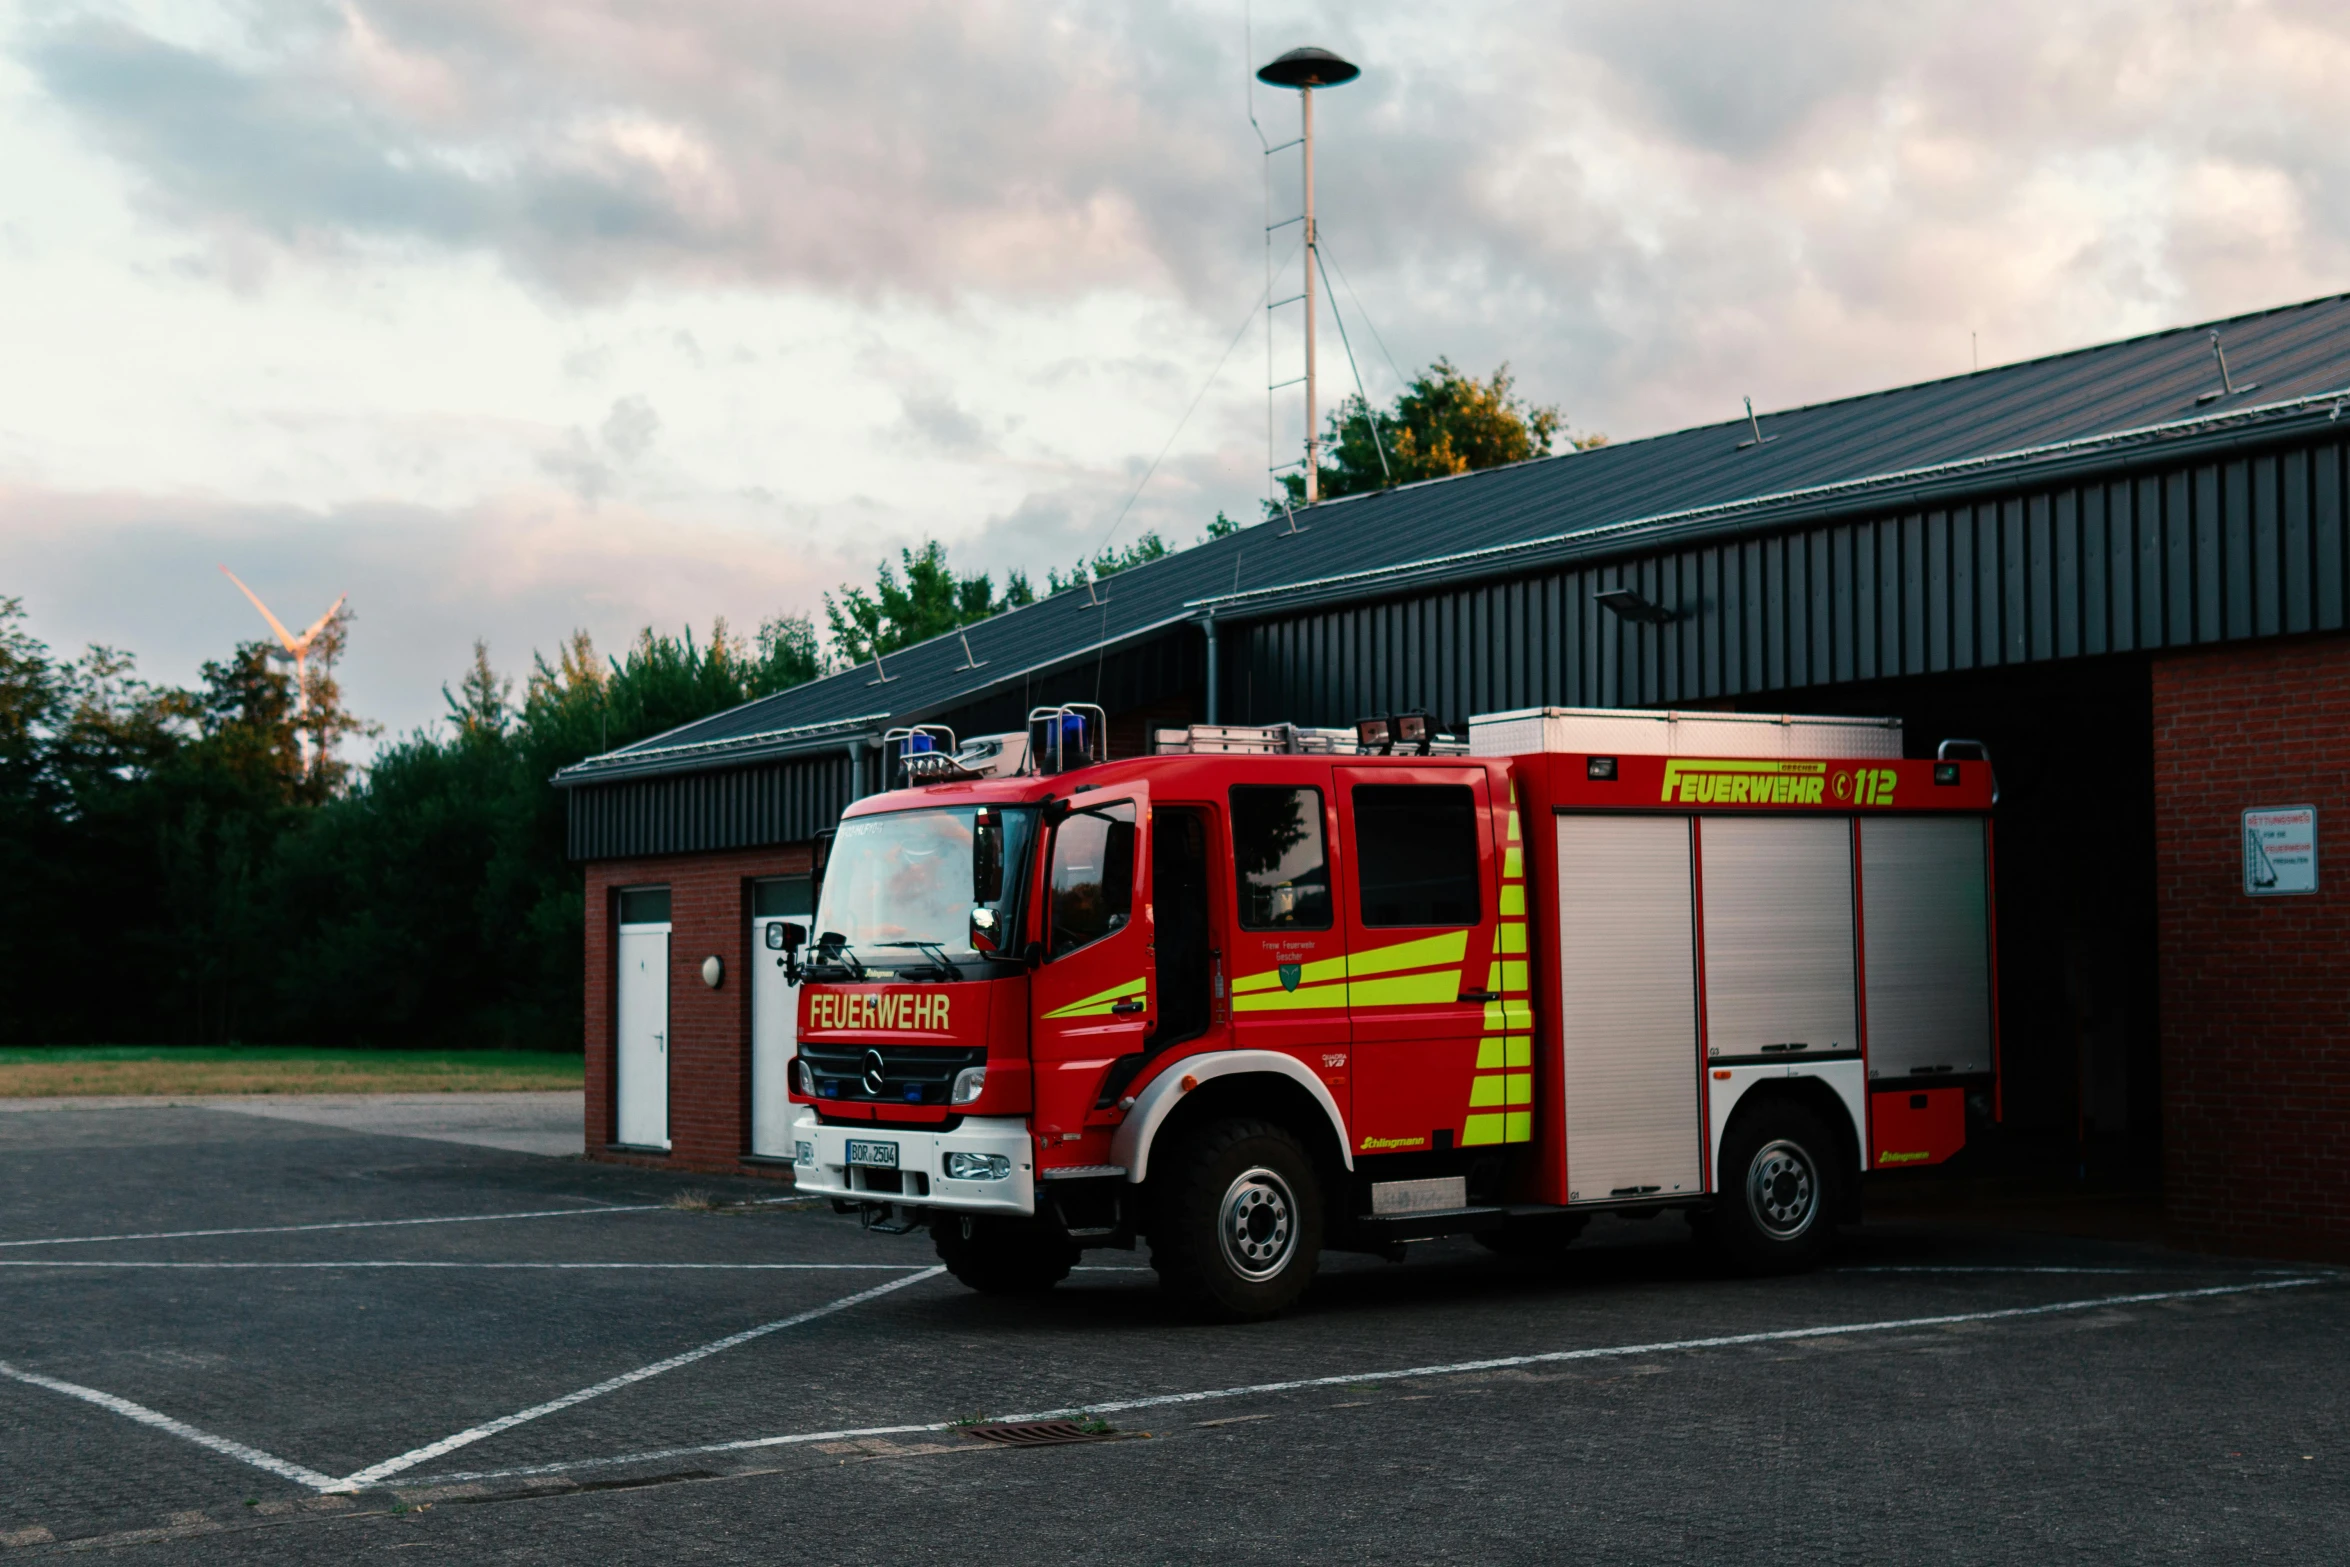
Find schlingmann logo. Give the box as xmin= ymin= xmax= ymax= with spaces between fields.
xmin=1659 ymin=759 xmax=1828 ymax=805
xmin=808 ymin=991 xmax=951 ymax=1032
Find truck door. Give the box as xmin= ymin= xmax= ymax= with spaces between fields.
xmin=1336 ymin=768 xmax=1498 ymax=1157
xmin=1225 ymin=780 xmax=1351 ymax=1099
xmin=1031 ymin=787 xmax=1153 ymax=1154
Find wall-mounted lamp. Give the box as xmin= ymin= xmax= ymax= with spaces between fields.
xmin=1593 ymin=587 xmax=1684 ymax=626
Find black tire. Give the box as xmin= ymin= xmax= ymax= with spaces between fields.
xmin=1475 ymin=1212 xmax=1589 ymax=1260
xmin=1147 ymin=1118 xmax=1324 ymax=1321
xmin=1703 ymin=1099 xmax=1841 ymax=1274
xmin=931 ymin=1214 xmax=1079 ymax=1295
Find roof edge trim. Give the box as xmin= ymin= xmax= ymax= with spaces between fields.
xmin=551 ymin=712 xmax=892 ymax=787
xmin=1186 ymin=384 xmax=2350 ymax=615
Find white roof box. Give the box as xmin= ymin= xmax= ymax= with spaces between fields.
xmin=1468 ymin=706 xmax=1902 ymax=759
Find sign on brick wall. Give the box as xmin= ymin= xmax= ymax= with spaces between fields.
xmin=2242 ymin=806 xmax=2319 ymax=897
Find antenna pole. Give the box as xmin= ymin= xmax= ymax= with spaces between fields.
xmin=1301 ymin=85 xmax=1318 ymax=505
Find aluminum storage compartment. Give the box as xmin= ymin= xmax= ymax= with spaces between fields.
xmin=1471 ymin=706 xmax=1902 ymax=759
xmin=1859 ymin=817 xmax=1994 ymax=1081
xmin=1552 ymin=814 xmax=1703 ymax=1203
xmin=1698 ymin=815 xmax=1859 ymax=1061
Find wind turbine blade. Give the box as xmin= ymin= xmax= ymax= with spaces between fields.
xmin=219 ymin=566 xmax=300 ymax=653
xmin=292 ymin=594 xmax=348 ymax=652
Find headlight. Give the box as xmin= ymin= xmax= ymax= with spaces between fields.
xmin=949 ymin=1066 xmax=986 ymax=1105
xmin=943 ymin=1151 xmax=1010 ymax=1181
xmin=793 ymin=1057 xmax=813 ymax=1095
xmin=793 ymin=1140 xmax=814 ymax=1167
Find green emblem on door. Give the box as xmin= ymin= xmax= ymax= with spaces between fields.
xmin=1279 ymin=962 xmax=1302 ymax=992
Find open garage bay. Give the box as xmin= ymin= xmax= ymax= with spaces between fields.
xmin=0 ymin=1102 xmax=2340 ymax=1562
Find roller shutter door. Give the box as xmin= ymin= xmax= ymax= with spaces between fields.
xmin=1553 ymin=815 xmax=1702 ymax=1202
xmin=1859 ymin=817 xmax=1993 ymax=1081
xmin=1698 ymin=816 xmax=1858 ymax=1060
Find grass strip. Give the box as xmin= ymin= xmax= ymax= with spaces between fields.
xmin=0 ymin=1048 xmax=582 ymax=1098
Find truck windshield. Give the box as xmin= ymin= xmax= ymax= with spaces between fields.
xmin=811 ymin=805 xmax=1036 ymax=968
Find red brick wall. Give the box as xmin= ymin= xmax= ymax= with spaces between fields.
xmin=583 ymin=843 xmax=814 ymax=1178
xmin=2153 ymin=634 xmax=2350 ymax=1261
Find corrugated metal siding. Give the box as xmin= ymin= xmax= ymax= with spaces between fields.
xmin=1235 ymin=438 xmax=2350 ymax=721
xmin=568 ymin=753 xmax=853 ymax=861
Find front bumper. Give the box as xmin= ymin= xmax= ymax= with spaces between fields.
xmin=789 ymin=1111 xmax=1036 ymax=1217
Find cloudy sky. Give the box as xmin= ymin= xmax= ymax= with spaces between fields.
xmin=3 ymin=0 xmax=2347 ymax=741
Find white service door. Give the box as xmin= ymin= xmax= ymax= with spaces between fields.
xmin=750 ymin=917 xmax=802 ymax=1158
xmin=616 ymin=927 xmax=670 ymax=1149
xmin=1554 ymin=814 xmax=1704 ymax=1203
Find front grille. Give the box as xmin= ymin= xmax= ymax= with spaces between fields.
xmin=800 ymin=1043 xmax=986 ymax=1107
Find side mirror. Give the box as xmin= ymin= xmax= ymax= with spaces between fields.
xmin=968 ymin=906 xmax=1001 ymax=954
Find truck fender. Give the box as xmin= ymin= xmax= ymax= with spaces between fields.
xmin=1111 ymin=1050 xmax=1355 ymax=1184
xmin=1706 ymin=1059 xmax=1869 ymax=1182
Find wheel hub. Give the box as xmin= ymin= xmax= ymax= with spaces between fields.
xmin=1217 ymin=1166 xmax=1298 ymax=1282
xmin=1745 ymin=1138 xmax=1818 ymax=1239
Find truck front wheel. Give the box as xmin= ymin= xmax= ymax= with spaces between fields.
xmin=931 ymin=1214 xmax=1079 ymax=1295
xmin=1149 ymin=1118 xmax=1323 ymax=1321
xmin=1702 ymin=1100 xmax=1840 ymax=1274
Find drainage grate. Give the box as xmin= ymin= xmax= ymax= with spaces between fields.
xmin=958 ymin=1420 xmax=1117 ymax=1448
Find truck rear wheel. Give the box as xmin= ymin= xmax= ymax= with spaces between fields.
xmin=1703 ymin=1100 xmax=1839 ymax=1274
xmin=931 ymin=1214 xmax=1079 ymax=1295
xmin=1148 ymin=1118 xmax=1323 ymax=1321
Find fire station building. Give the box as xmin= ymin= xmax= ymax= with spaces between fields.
xmin=555 ymin=293 xmax=2350 ymax=1262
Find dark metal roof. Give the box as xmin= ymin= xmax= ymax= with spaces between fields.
xmin=555 ymin=291 xmax=2350 ymax=785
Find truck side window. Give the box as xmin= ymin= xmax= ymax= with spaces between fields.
xmin=1231 ymin=785 xmax=1332 ymax=930
xmin=1353 ymin=784 xmax=1480 ymax=926
xmin=1048 ymin=802 xmax=1137 ymax=959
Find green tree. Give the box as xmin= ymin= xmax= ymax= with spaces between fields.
xmin=750 ymin=614 xmax=823 ymax=697
xmin=1047 ymin=531 xmax=1171 ymax=594
xmin=1278 ymin=359 xmax=1604 ymax=508
xmin=826 ymin=540 xmax=1014 ymax=664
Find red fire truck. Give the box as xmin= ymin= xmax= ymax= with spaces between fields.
xmin=778 ymin=703 xmax=1997 ymax=1320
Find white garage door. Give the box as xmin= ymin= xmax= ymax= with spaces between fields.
xmin=615 ymin=889 xmax=671 ymax=1151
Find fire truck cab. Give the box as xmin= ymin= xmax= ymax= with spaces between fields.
xmin=782 ymin=704 xmax=1998 ymax=1320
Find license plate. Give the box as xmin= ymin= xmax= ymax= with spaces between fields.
xmin=845 ymin=1140 xmax=899 ymax=1169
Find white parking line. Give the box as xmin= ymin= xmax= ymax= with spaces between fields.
xmin=0 ymin=1360 xmax=337 ymax=1491
xmin=0 ymin=1261 xmax=927 ymax=1271
xmin=328 ymin=1266 xmax=947 ymax=1491
xmin=1843 ymin=1266 xmax=2213 ymax=1275
xmin=0 ymin=1266 xmax=945 ymax=1494
xmin=0 ymin=1204 xmax=693 ymax=1249
xmin=405 ymin=1275 xmax=2327 ymax=1487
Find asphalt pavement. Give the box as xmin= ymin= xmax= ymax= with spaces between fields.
xmin=0 ymin=1101 xmax=2339 ymax=1563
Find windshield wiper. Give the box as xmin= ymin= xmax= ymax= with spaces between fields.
xmin=808 ymin=937 xmax=865 ymax=982
xmin=868 ymin=941 xmax=960 ymax=980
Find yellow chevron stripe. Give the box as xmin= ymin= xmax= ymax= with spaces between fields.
xmin=1042 ymin=975 xmax=1147 ymax=1020
xmin=1348 ymin=969 xmax=1461 ymax=1007
xmin=1231 ymin=981 xmax=1349 ymax=1013
xmin=1476 ymin=1036 xmax=1533 ymax=1069
xmin=1499 ymin=884 xmax=1525 ymax=915
xmin=1484 ymin=1000 xmax=1534 ymax=1032
xmin=1231 ymin=930 xmax=1467 ymax=994
xmin=1231 ymin=950 xmax=1348 ymax=994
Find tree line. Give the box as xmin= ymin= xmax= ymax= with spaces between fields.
xmin=0 ymin=360 xmax=1577 ymax=1049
